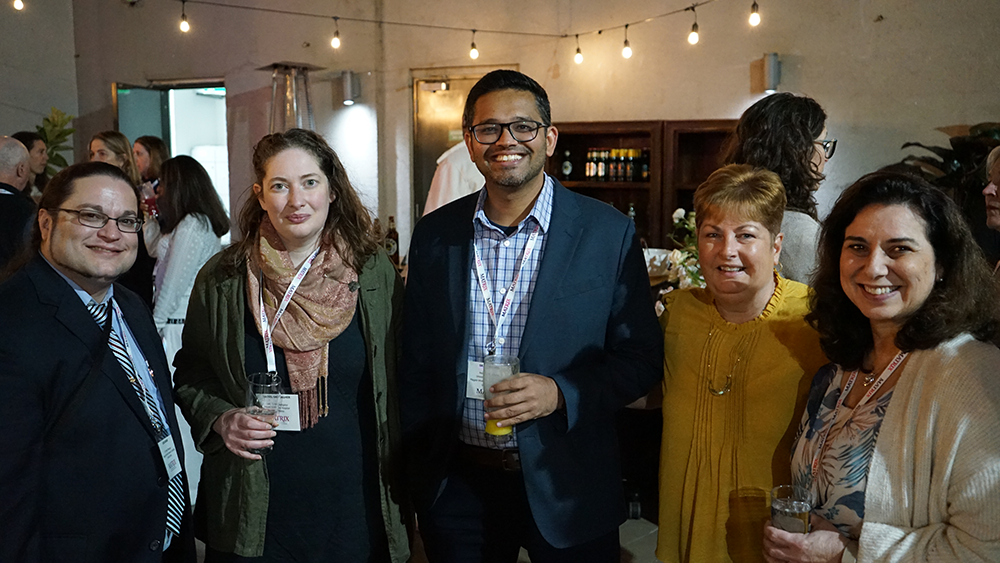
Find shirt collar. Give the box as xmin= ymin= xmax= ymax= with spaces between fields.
xmin=473 ymin=173 xmax=554 ymax=235
xmin=39 ymin=251 xmax=115 ymax=307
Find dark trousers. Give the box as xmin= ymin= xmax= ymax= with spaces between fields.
xmin=418 ymin=449 xmax=620 ymax=563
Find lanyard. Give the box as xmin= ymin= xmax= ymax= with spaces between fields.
xmin=472 ymin=223 xmax=540 ymax=354
xmin=110 ymin=300 xmax=163 ymax=429
xmin=808 ymin=350 xmax=907 ymax=485
xmin=258 ymin=247 xmax=321 ymax=373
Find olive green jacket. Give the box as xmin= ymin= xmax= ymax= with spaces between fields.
xmin=173 ymin=247 xmax=410 ymax=560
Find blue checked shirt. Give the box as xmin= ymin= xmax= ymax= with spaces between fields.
xmin=459 ymin=174 xmax=554 ymax=449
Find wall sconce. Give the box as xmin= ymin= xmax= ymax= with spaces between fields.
xmin=342 ymin=70 xmax=361 ymax=106
xmin=749 ymin=52 xmax=780 ymax=94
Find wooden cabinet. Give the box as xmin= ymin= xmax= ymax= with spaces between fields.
xmin=545 ymin=119 xmax=736 ymax=248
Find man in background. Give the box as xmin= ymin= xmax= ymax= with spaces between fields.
xmin=0 ymin=135 xmax=36 ymax=270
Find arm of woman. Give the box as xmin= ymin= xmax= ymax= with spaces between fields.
xmin=151 ymin=215 xmax=217 ymax=329
xmin=142 ymin=211 xmax=162 ymax=256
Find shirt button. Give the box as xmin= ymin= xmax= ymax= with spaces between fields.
xmin=503 ymin=240 xmax=510 ymax=247
xmin=149 ymin=539 xmax=162 ymax=551
xmin=497 ymin=337 xmax=506 ymax=345
xmin=499 ymin=287 xmax=506 ymax=294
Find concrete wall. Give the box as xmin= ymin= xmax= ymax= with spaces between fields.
xmin=0 ymin=0 xmax=78 ymax=157
xmin=60 ymin=0 xmax=1000 ymax=251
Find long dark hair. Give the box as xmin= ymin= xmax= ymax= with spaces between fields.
xmin=158 ymin=155 xmax=229 ymax=237
xmin=724 ymin=93 xmax=827 ymax=220
xmin=135 ymin=135 xmax=170 ymax=181
xmin=228 ymin=129 xmax=378 ymax=272
xmin=808 ymin=171 xmax=1000 ymax=369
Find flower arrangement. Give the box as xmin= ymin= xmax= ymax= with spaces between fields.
xmin=648 ymin=208 xmax=704 ymax=315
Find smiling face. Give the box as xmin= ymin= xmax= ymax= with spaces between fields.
xmin=39 ymin=175 xmax=139 ymax=300
xmin=698 ymin=206 xmax=782 ymax=305
xmin=133 ymin=142 xmax=150 ymax=179
xmin=984 ymin=158 xmax=1000 ymax=231
xmin=254 ymin=147 xmax=333 ymax=253
xmin=464 ymin=89 xmax=557 ymax=193
xmin=89 ymin=138 xmax=125 ymax=168
xmin=840 ymin=203 xmax=938 ymax=336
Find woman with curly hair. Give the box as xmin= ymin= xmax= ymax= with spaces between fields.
xmin=725 ymin=93 xmax=835 ymax=284
xmin=763 ymin=172 xmax=1000 ymax=562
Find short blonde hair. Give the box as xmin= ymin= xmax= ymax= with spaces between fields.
xmin=693 ymin=164 xmax=787 ymax=238
xmin=986 ymin=146 xmax=1000 ymax=173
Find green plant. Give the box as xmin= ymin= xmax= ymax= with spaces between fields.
xmin=35 ymin=107 xmax=76 ymax=177
xmin=894 ymin=122 xmax=1000 ymax=208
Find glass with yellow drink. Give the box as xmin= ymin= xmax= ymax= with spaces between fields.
xmin=483 ymin=355 xmax=519 ymax=437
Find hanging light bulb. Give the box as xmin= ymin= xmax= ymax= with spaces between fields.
xmin=331 ymin=17 xmax=341 ymax=48
xmin=469 ymin=29 xmax=479 ymax=59
xmin=179 ymin=0 xmax=190 ymax=32
xmin=621 ymin=24 xmax=632 ymax=59
xmin=13 ymin=0 xmax=24 ymax=10
xmin=749 ymin=1 xmax=761 ymax=26
xmin=687 ymin=8 xmax=699 ymax=45
xmin=574 ymin=34 xmax=583 ymax=64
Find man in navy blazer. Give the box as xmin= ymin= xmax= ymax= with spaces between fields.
xmin=0 ymin=162 xmax=195 ymax=563
xmin=401 ymin=70 xmax=662 ymax=562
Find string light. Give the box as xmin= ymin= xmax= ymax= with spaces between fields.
xmin=621 ymin=24 xmax=632 ymax=59
xmin=687 ymin=7 xmax=699 ymax=45
xmin=574 ymin=34 xmax=583 ymax=64
xmin=749 ymin=1 xmax=760 ymax=26
xmin=331 ymin=16 xmax=341 ymax=48
xmin=179 ymin=0 xmax=190 ymax=32
xmin=13 ymin=0 xmax=24 ymax=10
xmin=469 ymin=29 xmax=479 ymax=59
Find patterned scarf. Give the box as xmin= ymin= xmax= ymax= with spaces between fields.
xmin=246 ymin=218 xmax=359 ymax=429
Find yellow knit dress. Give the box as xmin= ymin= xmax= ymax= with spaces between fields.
xmin=656 ymin=276 xmax=826 ymax=563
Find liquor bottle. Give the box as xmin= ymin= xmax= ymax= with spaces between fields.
xmin=561 ymin=149 xmax=573 ymax=181
xmin=640 ymin=148 xmax=650 ymax=181
xmin=385 ymin=216 xmax=400 ymax=269
xmin=596 ymin=150 xmax=607 ymax=182
xmin=625 ymin=149 xmax=636 ymax=181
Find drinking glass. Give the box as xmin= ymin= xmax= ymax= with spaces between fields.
xmin=245 ymin=371 xmax=280 ymax=455
xmin=483 ymin=355 xmax=519 ymax=437
xmin=770 ymin=485 xmax=812 ymax=533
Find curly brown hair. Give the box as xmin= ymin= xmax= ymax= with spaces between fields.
xmin=807 ymin=171 xmax=1000 ymax=369
xmin=724 ymin=93 xmax=827 ymax=220
xmin=228 ymin=129 xmax=379 ymax=272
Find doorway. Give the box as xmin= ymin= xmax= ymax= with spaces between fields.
xmin=114 ymin=81 xmax=231 ymax=243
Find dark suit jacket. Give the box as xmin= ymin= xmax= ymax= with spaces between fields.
xmin=400 ymin=180 xmax=663 ymax=549
xmin=0 ymin=184 xmax=35 ymax=271
xmin=0 ymin=256 xmax=195 ymax=563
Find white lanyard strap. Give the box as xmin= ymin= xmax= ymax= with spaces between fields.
xmin=258 ymin=247 xmax=322 ymax=373
xmin=472 ymin=223 xmax=540 ymax=354
xmin=809 ymin=350 xmax=907 ymax=483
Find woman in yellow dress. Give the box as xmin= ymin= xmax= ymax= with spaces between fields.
xmin=656 ymin=164 xmax=826 ymax=562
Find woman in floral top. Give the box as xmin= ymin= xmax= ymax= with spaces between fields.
xmin=763 ymin=172 xmax=1000 ymax=562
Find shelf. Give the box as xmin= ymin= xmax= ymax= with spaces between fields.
xmin=560 ymin=180 xmax=651 ymax=190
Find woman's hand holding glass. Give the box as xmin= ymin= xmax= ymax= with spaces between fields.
xmin=212 ymin=407 xmax=277 ymax=461
xmin=762 ymin=514 xmax=849 ymax=563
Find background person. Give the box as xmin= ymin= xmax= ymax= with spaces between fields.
xmin=0 ymin=161 xmax=195 ymax=563
xmin=725 ymin=93 xmax=834 ymax=284
xmin=764 ymin=171 xmax=1000 ymax=562
xmin=134 ymin=135 xmax=170 ymax=186
xmin=0 ymin=136 xmax=35 ymax=270
xmin=655 ymin=164 xmax=826 ymax=562
xmin=90 ymin=130 xmax=155 ymax=307
xmin=173 ymin=129 xmax=409 ymax=562
xmin=11 ymin=130 xmax=49 ymax=199
xmin=984 ymin=146 xmax=1000 ymax=274
xmin=143 ymin=154 xmax=229 ymax=502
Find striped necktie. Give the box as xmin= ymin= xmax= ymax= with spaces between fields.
xmin=88 ymin=300 xmax=184 ymax=538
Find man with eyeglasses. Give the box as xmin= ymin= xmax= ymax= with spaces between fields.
xmin=401 ymin=70 xmax=662 ymax=562
xmin=0 ymin=162 xmax=195 ymax=563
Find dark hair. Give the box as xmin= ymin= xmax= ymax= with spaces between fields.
xmin=2 ymin=162 xmax=138 ymax=279
xmin=11 ymin=131 xmax=43 ymax=152
xmin=158 ymin=155 xmax=229 ymax=237
xmin=724 ymin=93 xmax=827 ymax=220
xmin=134 ymin=135 xmax=170 ymax=181
xmin=91 ymin=131 xmax=141 ymax=186
xmin=229 ymin=129 xmax=378 ymax=272
xmin=462 ymin=70 xmax=551 ymax=130
xmin=808 ymin=171 xmax=1000 ymax=369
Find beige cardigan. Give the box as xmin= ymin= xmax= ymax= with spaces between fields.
xmin=859 ymin=333 xmax=1000 ymax=561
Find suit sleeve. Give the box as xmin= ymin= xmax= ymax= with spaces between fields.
xmin=549 ymin=221 xmax=663 ymax=431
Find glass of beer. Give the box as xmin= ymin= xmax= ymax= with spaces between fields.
xmin=245 ymin=371 xmax=280 ymax=455
xmin=770 ymin=485 xmax=812 ymax=533
xmin=483 ymin=355 xmax=519 ymax=437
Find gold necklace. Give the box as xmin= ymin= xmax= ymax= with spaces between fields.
xmin=705 ymin=328 xmax=750 ymax=396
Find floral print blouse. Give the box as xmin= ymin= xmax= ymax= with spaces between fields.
xmin=789 ymin=364 xmax=894 ymax=540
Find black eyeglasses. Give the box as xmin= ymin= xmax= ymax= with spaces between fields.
xmin=49 ymin=208 xmax=144 ymax=233
xmin=469 ymin=121 xmax=548 ymax=145
xmin=814 ymin=138 xmax=837 ymax=160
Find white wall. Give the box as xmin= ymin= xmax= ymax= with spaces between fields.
xmin=0 ymin=0 xmax=79 ymax=157
xmin=63 ymin=0 xmax=1000 ymax=251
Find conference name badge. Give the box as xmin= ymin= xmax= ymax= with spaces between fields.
xmin=258 ymin=393 xmax=302 ymax=432
xmin=466 ymin=360 xmax=485 ymax=400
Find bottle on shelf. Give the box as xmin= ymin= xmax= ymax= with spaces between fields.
xmin=640 ymin=148 xmax=650 ymax=181
xmin=626 ymin=149 xmax=636 ymax=181
xmin=596 ymin=150 xmax=607 ymax=182
xmin=561 ymin=149 xmax=573 ymax=181
xmin=627 ymin=202 xmax=636 ymax=222
xmin=385 ymin=216 xmax=400 ymax=269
